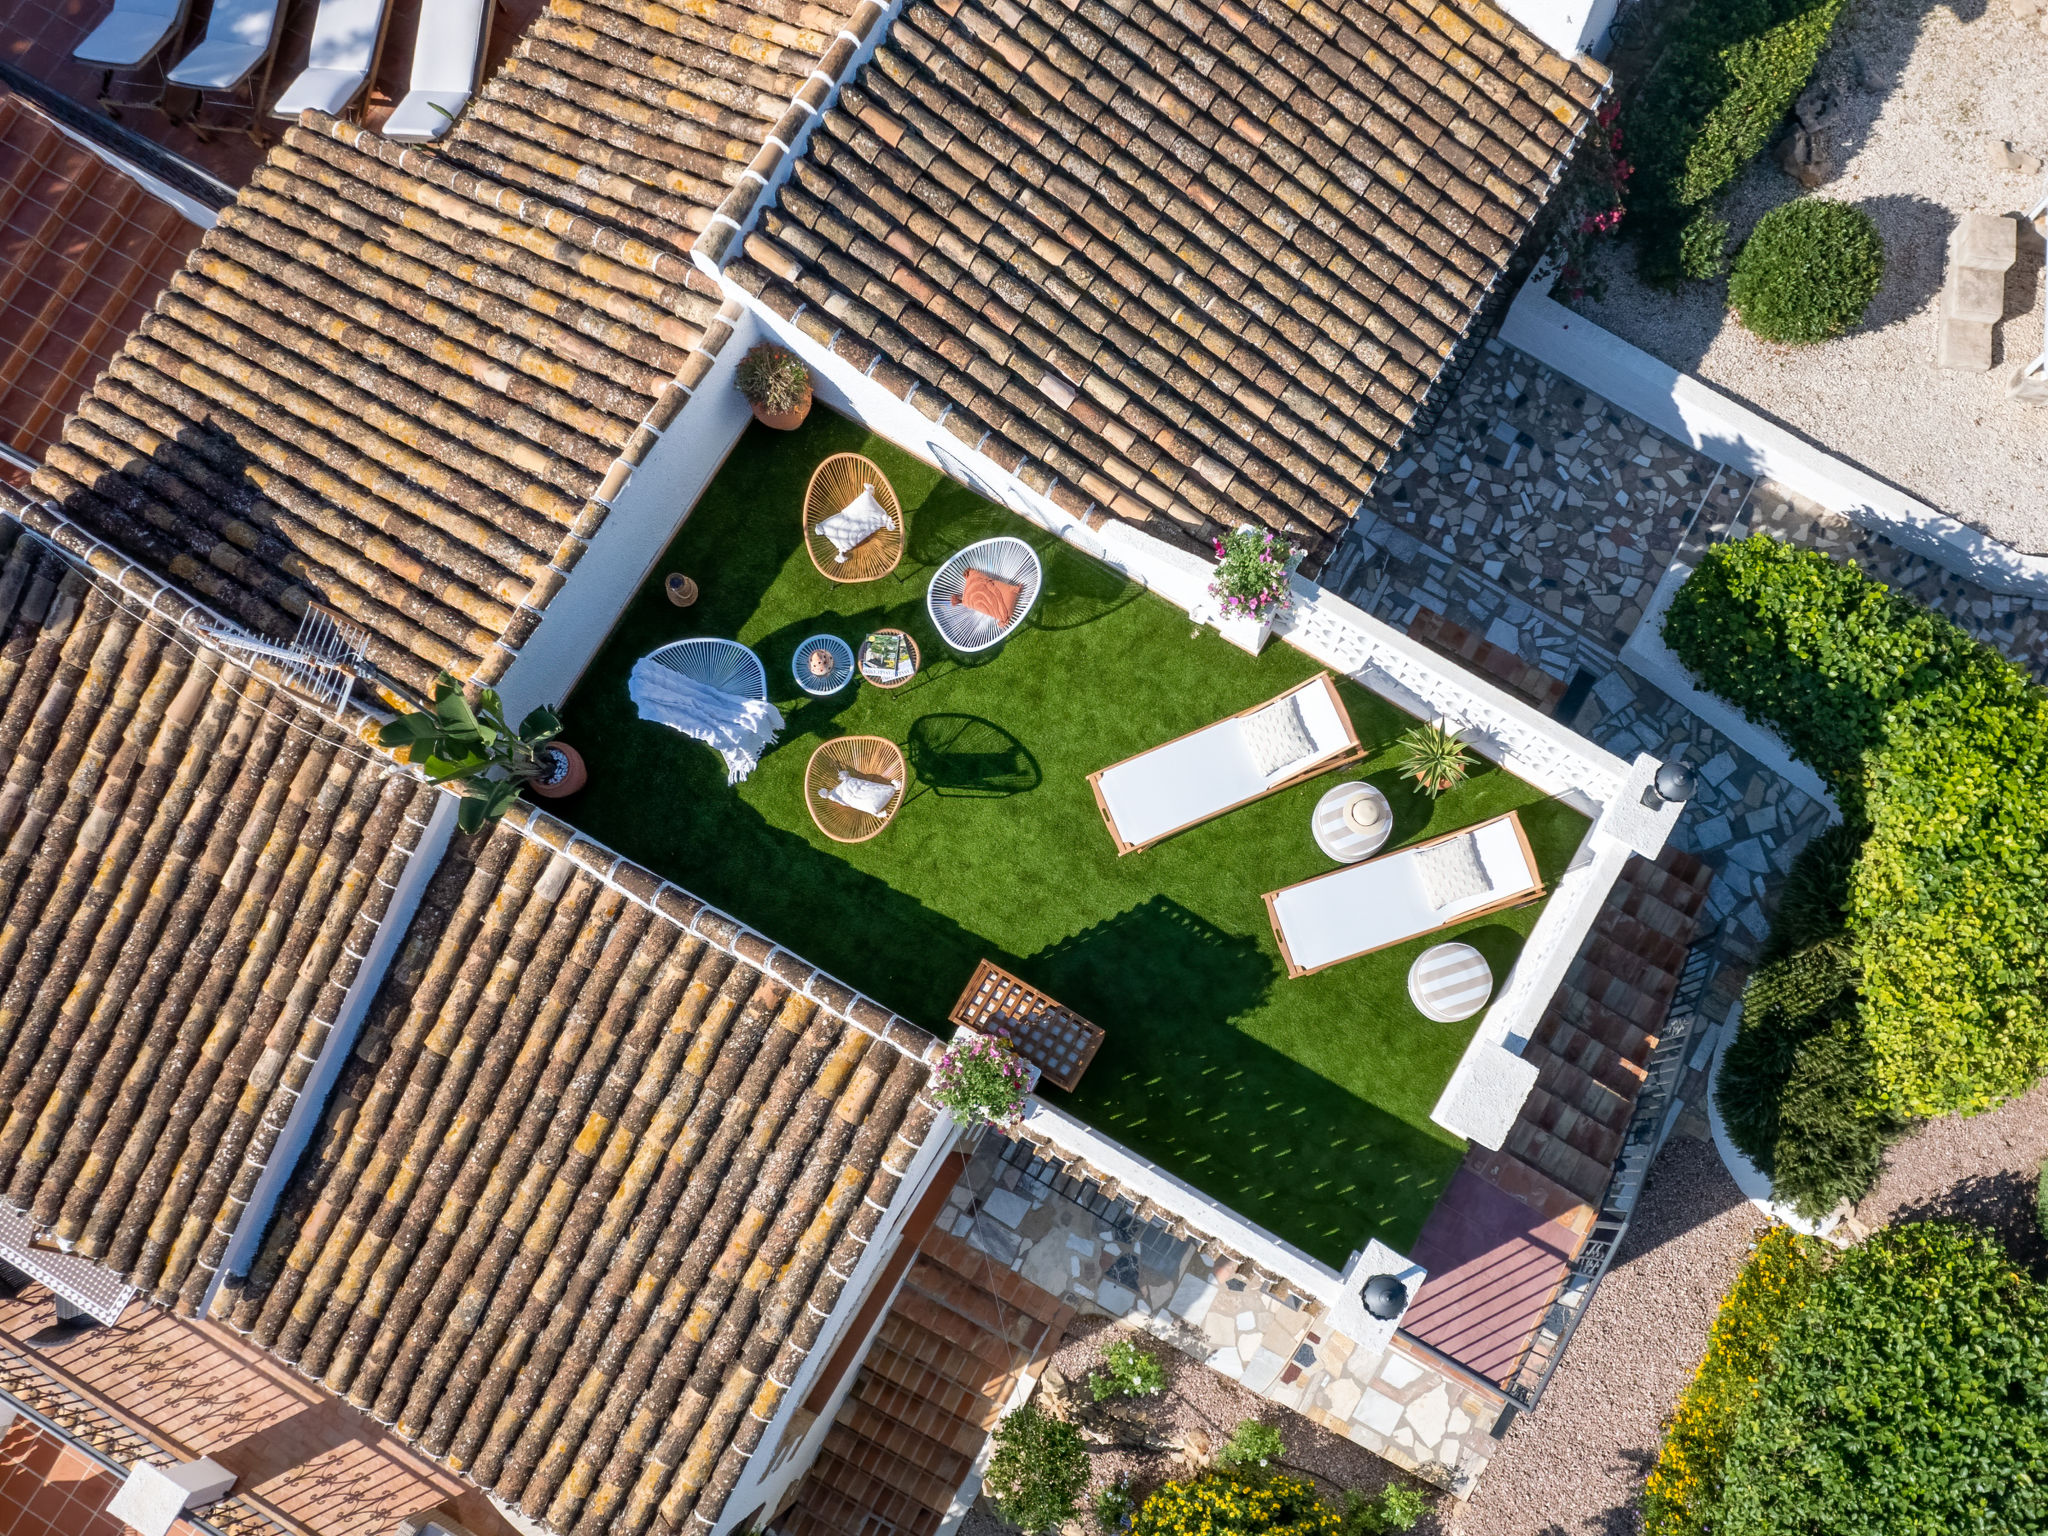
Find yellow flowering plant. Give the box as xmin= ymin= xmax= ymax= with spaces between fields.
xmin=1129 ymin=1470 xmax=1338 ymax=1536
xmin=1640 ymin=1226 xmax=1823 ymax=1536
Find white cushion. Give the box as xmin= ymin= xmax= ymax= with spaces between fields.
xmin=1241 ymin=695 xmax=1316 ymax=778
xmin=408 ymin=0 xmax=491 ymax=92
xmin=73 ymin=12 xmax=182 ymax=68
xmin=814 ymin=486 xmax=893 ymax=561
xmin=383 ymin=89 xmax=470 ymax=141
xmin=167 ymin=38 xmax=271 ymax=89
xmin=1415 ymin=834 xmax=1492 ymax=911
xmin=271 ymin=66 xmax=368 ymax=117
xmin=304 ymin=0 xmax=385 ymax=71
xmin=819 ymin=770 xmax=898 ymax=817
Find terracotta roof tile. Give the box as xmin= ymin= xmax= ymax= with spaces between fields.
xmin=226 ymin=803 xmax=940 ymax=1536
xmin=724 ymin=0 xmax=1600 ymax=560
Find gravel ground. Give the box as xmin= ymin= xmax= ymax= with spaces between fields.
xmin=1572 ymin=0 xmax=2048 ymax=551
xmin=962 ymin=1315 xmax=1446 ymax=1536
xmin=1449 ymin=1137 xmax=1763 ymax=1536
xmin=1846 ymin=1074 xmax=2048 ymax=1270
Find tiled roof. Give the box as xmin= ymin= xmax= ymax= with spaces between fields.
xmin=0 ymin=89 xmax=199 ymax=483
xmin=224 ymin=802 xmax=942 ymax=1536
xmin=724 ymin=0 xmax=1606 ymax=565
xmin=0 ymin=508 xmax=439 ymax=1316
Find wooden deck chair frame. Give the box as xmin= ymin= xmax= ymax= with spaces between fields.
xmin=1263 ymin=810 xmax=1544 ymax=979
xmin=805 ymin=735 xmax=906 ymax=844
xmin=1086 ymin=672 xmax=1364 ymax=855
xmin=803 ymin=454 xmax=904 ymax=583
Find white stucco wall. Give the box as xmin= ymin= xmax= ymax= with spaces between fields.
xmin=1496 ymin=0 xmax=1621 ymax=58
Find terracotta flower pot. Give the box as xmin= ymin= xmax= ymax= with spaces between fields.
xmin=751 ymin=387 xmax=812 ymax=431
xmin=531 ymin=742 xmax=587 ymax=798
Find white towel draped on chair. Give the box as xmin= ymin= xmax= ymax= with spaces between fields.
xmin=629 ymin=659 xmax=785 ymax=783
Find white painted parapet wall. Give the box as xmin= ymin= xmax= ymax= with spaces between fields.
xmin=1494 ymin=0 xmax=1621 ymax=59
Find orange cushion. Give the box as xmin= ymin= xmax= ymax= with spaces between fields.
xmin=954 ymin=568 xmax=1022 ymax=626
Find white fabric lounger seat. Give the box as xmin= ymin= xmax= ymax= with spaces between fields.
xmin=383 ymin=0 xmax=493 ymax=141
xmin=165 ymin=0 xmax=284 ymax=90
xmin=1088 ymin=673 xmax=1363 ymax=853
xmin=270 ymin=0 xmax=392 ymax=118
xmin=73 ymin=0 xmax=189 ymax=69
xmin=1264 ymin=811 xmax=1543 ymax=978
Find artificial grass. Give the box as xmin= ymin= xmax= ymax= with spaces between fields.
xmin=556 ymin=410 xmax=1588 ymax=1262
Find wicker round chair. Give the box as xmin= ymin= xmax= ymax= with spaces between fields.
xmin=640 ymin=637 xmax=767 ymax=699
xmin=926 ymin=537 xmax=1043 ymax=654
xmin=804 ymin=454 xmax=905 ymax=583
xmin=805 ymin=735 xmax=907 ymax=843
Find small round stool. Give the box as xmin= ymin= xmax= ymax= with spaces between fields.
xmin=793 ymin=634 xmax=855 ymax=695
xmin=1408 ymin=942 xmax=1494 ymax=1022
xmin=1313 ymin=782 xmax=1392 ymax=863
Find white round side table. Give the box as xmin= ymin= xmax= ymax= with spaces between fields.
xmin=793 ymin=634 xmax=856 ymax=695
xmin=1313 ymin=781 xmax=1392 ymax=863
xmin=1408 ymin=942 xmax=1494 ymax=1023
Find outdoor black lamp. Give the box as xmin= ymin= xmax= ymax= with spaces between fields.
xmin=1362 ymin=1274 xmax=1408 ymax=1321
xmin=1643 ymin=758 xmax=1696 ymax=809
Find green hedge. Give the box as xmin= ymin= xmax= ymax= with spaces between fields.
xmin=1666 ymin=536 xmax=2048 ymax=1123
xmin=1626 ymin=0 xmax=1853 ymax=281
xmin=1713 ymin=1224 xmax=2048 ymax=1533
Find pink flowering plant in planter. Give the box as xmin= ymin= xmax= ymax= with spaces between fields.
xmin=1208 ymin=527 xmax=1302 ymax=623
xmin=932 ymin=1031 xmax=1032 ymax=1126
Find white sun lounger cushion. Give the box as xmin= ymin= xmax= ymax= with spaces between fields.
xmin=383 ymin=0 xmax=492 ymax=140
xmin=814 ymin=486 xmax=894 ymax=560
xmin=166 ymin=0 xmax=283 ymax=90
xmin=1094 ymin=679 xmax=1350 ymax=849
xmin=74 ymin=0 xmax=186 ymax=69
xmin=271 ymin=0 xmax=389 ymax=116
xmin=819 ymin=770 xmax=898 ymax=816
xmin=1241 ymin=694 xmax=1317 ymax=777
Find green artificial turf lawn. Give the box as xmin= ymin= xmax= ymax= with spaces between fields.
xmin=557 ymin=410 xmax=1589 ymax=1262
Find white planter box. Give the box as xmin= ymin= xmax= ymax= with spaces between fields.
xmin=1215 ymin=611 xmax=1274 ymax=655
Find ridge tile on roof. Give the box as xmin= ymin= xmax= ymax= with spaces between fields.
xmin=724 ymin=0 xmax=1606 ymax=566
xmin=223 ymin=801 xmax=943 ymax=1536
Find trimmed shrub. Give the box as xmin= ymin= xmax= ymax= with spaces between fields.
xmin=984 ymin=1404 xmax=1089 ymax=1535
xmin=1088 ymin=1338 xmax=1165 ymax=1401
xmin=1642 ymin=1227 xmax=1824 ymax=1536
xmin=1130 ymin=1472 xmax=1337 ymax=1536
xmin=1714 ymin=1224 xmax=2048 ymax=1533
xmin=1729 ymin=200 xmax=1885 ymax=343
xmin=1214 ymin=1419 xmax=1285 ymax=1473
xmin=1664 ymin=536 xmax=2048 ymax=1119
xmin=1625 ymin=0 xmax=1853 ymax=282
xmin=1338 ymin=1484 xmax=1429 ymax=1535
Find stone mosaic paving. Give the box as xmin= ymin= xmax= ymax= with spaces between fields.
xmin=944 ymin=1138 xmax=1506 ymax=1496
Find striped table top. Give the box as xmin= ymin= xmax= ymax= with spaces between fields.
xmin=1313 ymin=781 xmax=1392 ymax=863
xmin=1408 ymin=942 xmax=1494 ymax=1023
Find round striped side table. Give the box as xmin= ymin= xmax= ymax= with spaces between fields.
xmin=1407 ymin=941 xmax=1494 ymax=1022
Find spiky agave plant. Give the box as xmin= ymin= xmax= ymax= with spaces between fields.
xmin=379 ymin=670 xmax=565 ymax=833
xmin=1395 ymin=720 xmax=1473 ymax=798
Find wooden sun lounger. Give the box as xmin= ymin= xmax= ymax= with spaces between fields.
xmin=1264 ymin=810 xmax=1544 ymax=978
xmin=1087 ymin=672 xmax=1363 ymax=854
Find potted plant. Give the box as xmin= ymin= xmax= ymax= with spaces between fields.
xmin=1394 ymin=720 xmax=1474 ymax=798
xmin=931 ymin=1029 xmax=1033 ymax=1126
xmin=378 ymin=670 xmax=582 ymax=833
xmin=734 ymin=343 xmax=812 ymax=429
xmin=1206 ymin=526 xmax=1300 ymax=655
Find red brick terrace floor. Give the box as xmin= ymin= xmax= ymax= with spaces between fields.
xmin=0 ymin=1417 xmax=164 ymax=1536
xmin=4 ymin=0 xmax=546 ymax=189
xmin=0 ymin=1286 xmax=516 ymax=1536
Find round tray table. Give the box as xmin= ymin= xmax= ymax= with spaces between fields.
xmin=859 ymin=628 xmax=921 ymax=688
xmin=1313 ymin=781 xmax=1392 ymax=863
xmin=792 ymin=634 xmax=856 ymax=695
xmin=1408 ymin=942 xmax=1495 ymax=1023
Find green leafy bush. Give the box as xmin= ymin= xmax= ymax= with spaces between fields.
xmin=1728 ymin=200 xmax=1884 ymax=343
xmin=1625 ymin=0 xmax=1852 ymax=281
xmin=1716 ymin=828 xmax=1904 ymax=1219
xmin=1095 ymin=1475 xmax=1135 ymax=1535
xmin=1713 ymin=1224 xmax=2048 ymax=1533
xmin=1338 ymin=1483 xmax=1430 ymax=1535
xmin=2038 ymin=1158 xmax=2048 ymax=1245
xmin=1665 ymin=537 xmax=2048 ymax=1120
xmin=1214 ymin=1419 xmax=1285 ymax=1473
xmin=1130 ymin=1472 xmax=1336 ymax=1536
xmin=1088 ymin=1338 xmax=1165 ymax=1401
xmin=984 ymin=1404 xmax=1089 ymax=1535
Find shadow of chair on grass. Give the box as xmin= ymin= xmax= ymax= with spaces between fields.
xmin=904 ymin=713 xmax=1040 ymax=799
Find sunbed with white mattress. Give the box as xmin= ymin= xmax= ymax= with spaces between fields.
xmin=72 ymin=0 xmax=191 ymax=71
xmin=382 ymin=0 xmax=495 ymax=141
xmin=1264 ymin=811 xmax=1542 ymax=977
xmin=1087 ymin=673 xmax=1363 ymax=854
xmin=270 ymin=0 xmax=395 ymax=118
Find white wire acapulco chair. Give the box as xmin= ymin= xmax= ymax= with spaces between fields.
xmin=641 ymin=637 xmax=768 ymax=699
xmin=925 ymin=537 xmax=1043 ymax=654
